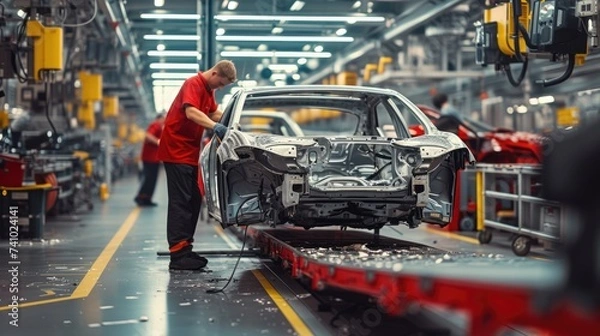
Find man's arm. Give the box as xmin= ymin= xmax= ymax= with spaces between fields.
xmin=185 ymin=106 xmax=217 ymax=130
xmin=208 ymin=109 xmax=223 ymax=122
xmin=145 ymin=132 xmax=160 ymax=145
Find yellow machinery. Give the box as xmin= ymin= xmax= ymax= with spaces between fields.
xmin=99 ymin=183 xmax=110 ymax=202
xmin=103 ymin=96 xmax=119 ymax=119
xmin=79 ymin=71 xmax=103 ymax=101
xmin=337 ymin=71 xmax=358 ymax=85
xmin=25 ymin=20 xmax=63 ymax=82
xmin=77 ymin=101 xmax=96 ymax=130
xmin=377 ymin=56 xmax=393 ymax=74
xmin=77 ymin=71 xmax=103 ymax=130
xmin=73 ymin=151 xmax=94 ymax=178
xmin=484 ymin=1 xmax=529 ymax=59
xmin=363 ymin=63 xmax=378 ymax=82
xmin=476 ymin=0 xmax=589 ymax=87
xmin=0 ymin=109 xmax=8 ymax=129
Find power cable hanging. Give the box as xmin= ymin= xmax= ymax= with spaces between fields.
xmin=63 ymin=0 xmax=98 ymax=27
xmin=206 ymin=195 xmax=261 ymax=294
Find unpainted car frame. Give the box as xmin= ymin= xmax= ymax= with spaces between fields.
xmin=201 ymin=86 xmax=474 ymax=231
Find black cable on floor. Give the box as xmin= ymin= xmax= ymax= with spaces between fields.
xmin=206 ymin=225 xmax=249 ymax=294
xmin=206 ymin=195 xmax=259 ymax=294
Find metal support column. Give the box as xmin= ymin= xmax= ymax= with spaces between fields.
xmin=203 ymin=0 xmax=216 ymax=70
xmin=441 ymin=39 xmax=448 ymax=72
xmin=197 ymin=0 xmax=203 ymax=70
xmin=455 ymin=48 xmax=462 ymax=94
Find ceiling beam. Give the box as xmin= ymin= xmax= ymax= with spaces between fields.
xmin=300 ymin=0 xmax=472 ymax=84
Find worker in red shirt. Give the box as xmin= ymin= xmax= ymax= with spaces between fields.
xmin=134 ymin=113 xmax=165 ymax=207
xmin=157 ymin=60 xmax=236 ymax=270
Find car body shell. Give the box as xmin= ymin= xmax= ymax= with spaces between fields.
xmin=201 ymin=86 xmax=474 ymax=230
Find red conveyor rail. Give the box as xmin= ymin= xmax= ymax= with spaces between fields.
xmin=249 ymin=227 xmax=600 ymax=336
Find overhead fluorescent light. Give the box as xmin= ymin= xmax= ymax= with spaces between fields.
xmin=151 ymin=73 xmax=197 ymax=79
xmin=227 ymin=0 xmax=238 ymax=10
xmin=144 ymin=34 xmax=200 ymax=41
xmin=314 ymin=45 xmax=323 ymax=52
xmin=221 ymin=51 xmax=332 ymax=58
xmin=268 ymin=64 xmax=299 ymax=72
xmin=352 ymin=1 xmax=362 ymax=9
xmin=529 ymin=96 xmax=555 ymax=105
xmin=148 ymin=51 xmax=201 ymax=57
xmin=154 ymin=0 xmax=164 ymax=7
xmin=156 ymin=43 xmax=166 ymax=51
xmin=150 ymin=63 xmax=200 ymax=70
xmin=336 ymin=28 xmax=347 ymax=36
xmin=214 ymin=14 xmax=385 ymax=23
xmin=290 ymin=1 xmax=305 ymax=11
xmin=142 ymin=13 xmax=385 ymax=22
xmin=216 ymin=35 xmax=353 ymax=42
xmin=516 ymin=105 xmax=528 ymax=113
xmin=238 ymin=80 xmax=258 ymax=88
xmin=538 ymin=95 xmax=555 ymax=104
xmin=216 ymin=28 xmax=226 ymax=36
xmin=141 ymin=13 xmax=201 ymax=20
xmin=270 ymin=74 xmax=287 ymax=81
xmin=257 ymin=44 xmax=268 ymax=51
xmin=153 ymin=80 xmax=186 ymax=86
xmin=292 ymin=74 xmax=301 ymax=80
xmin=297 ymin=58 xmax=307 ymax=65
xmin=271 ymin=27 xmax=284 ymax=34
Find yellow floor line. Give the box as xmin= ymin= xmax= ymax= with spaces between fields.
xmin=252 ymin=270 xmax=313 ymax=336
xmin=213 ymin=225 xmax=239 ymax=250
xmin=0 ymin=208 xmax=141 ymax=311
xmin=72 ymin=208 xmax=140 ymax=297
xmin=425 ymin=227 xmax=480 ymax=245
xmin=4 ymin=296 xmax=77 ymax=310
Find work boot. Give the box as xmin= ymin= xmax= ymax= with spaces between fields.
xmin=169 ymin=253 xmax=207 ymax=270
xmin=189 ymin=253 xmax=208 ymax=264
xmin=135 ymin=197 xmax=157 ymax=207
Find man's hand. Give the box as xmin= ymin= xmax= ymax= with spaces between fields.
xmin=214 ymin=123 xmax=228 ymax=140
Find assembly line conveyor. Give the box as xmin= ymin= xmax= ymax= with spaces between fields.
xmin=246 ymin=227 xmax=600 ymax=336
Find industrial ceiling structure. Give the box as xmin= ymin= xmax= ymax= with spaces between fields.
xmin=123 ymin=0 xmax=485 ymax=113
xmin=5 ymin=0 xmax=600 ymax=117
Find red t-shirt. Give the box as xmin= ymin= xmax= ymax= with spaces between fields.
xmin=140 ymin=120 xmax=163 ymax=163
xmin=157 ymin=73 xmax=217 ymax=166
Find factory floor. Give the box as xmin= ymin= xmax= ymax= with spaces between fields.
xmin=0 ymin=168 xmax=554 ymax=336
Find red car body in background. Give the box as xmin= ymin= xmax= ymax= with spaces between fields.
xmin=414 ymin=105 xmax=544 ymax=231
xmin=415 ymin=105 xmax=542 ymax=164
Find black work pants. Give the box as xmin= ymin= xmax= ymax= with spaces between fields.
xmin=164 ymin=162 xmax=202 ymax=253
xmin=136 ymin=162 xmax=160 ymax=201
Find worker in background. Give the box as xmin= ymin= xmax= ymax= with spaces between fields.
xmin=432 ymin=92 xmax=461 ymax=116
xmin=157 ymin=60 xmax=237 ymax=271
xmin=134 ymin=113 xmax=165 ymax=207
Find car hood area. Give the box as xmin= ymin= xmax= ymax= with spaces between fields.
xmin=217 ymin=130 xmax=475 ymax=173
